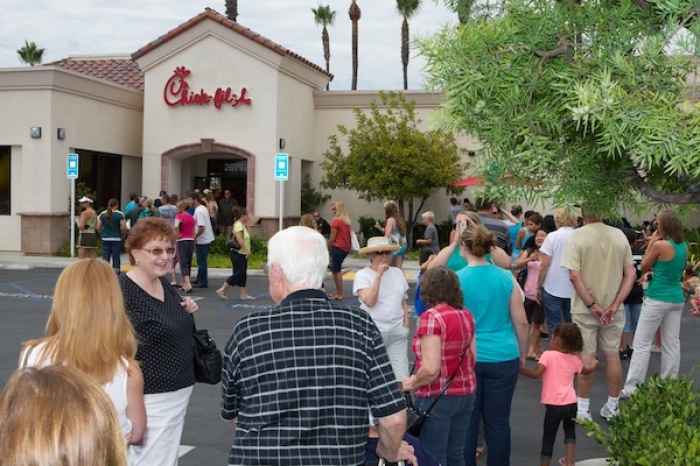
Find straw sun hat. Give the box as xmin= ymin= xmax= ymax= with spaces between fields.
xmin=358 ymin=236 xmax=400 ymax=255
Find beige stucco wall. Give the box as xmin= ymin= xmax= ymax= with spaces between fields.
xmin=311 ymin=90 xmax=485 ymax=227
xmin=136 ymin=21 xmax=327 ymax=218
xmin=0 ymin=67 xmax=143 ymax=251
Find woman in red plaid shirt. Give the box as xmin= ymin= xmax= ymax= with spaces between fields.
xmin=400 ymin=266 xmax=476 ymax=466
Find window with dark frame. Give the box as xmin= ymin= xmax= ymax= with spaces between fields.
xmin=0 ymin=146 xmax=10 ymax=215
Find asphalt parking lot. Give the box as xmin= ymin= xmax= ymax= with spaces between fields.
xmin=1 ymin=265 xmax=698 ymax=464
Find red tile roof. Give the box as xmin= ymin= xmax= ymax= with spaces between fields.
xmin=45 ymin=57 xmax=144 ymax=91
xmin=132 ymin=8 xmax=333 ymax=80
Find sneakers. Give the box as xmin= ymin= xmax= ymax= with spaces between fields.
xmin=576 ymin=410 xmax=592 ymax=422
xmin=600 ymin=404 xmax=619 ymax=421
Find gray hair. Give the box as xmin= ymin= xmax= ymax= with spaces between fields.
xmin=267 ymin=226 xmax=329 ymax=289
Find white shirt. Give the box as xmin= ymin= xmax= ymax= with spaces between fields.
xmin=193 ymin=204 xmax=214 ymax=245
xmin=21 ymin=342 xmax=132 ymax=438
xmin=539 ymin=226 xmax=574 ymax=298
xmin=352 ymin=266 xmax=408 ymax=333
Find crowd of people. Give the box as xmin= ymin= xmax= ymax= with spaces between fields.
xmin=1 ymin=193 xmax=698 ymax=466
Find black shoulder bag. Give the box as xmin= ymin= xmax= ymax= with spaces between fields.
xmin=405 ymin=351 xmax=466 ymax=437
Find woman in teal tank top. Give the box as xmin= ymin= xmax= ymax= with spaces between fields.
xmin=622 ymin=210 xmax=687 ymax=397
xmin=456 ymin=225 xmax=528 ymax=465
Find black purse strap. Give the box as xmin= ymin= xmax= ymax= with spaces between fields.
xmin=410 ymin=350 xmax=466 ymax=417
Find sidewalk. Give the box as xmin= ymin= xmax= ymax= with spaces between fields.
xmin=0 ymin=252 xmax=422 ymax=283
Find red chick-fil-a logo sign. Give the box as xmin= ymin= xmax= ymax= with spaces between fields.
xmin=163 ymin=66 xmax=252 ymax=109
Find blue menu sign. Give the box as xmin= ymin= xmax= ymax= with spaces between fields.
xmin=67 ymin=153 xmax=79 ymax=179
xmin=275 ymin=153 xmax=288 ymax=181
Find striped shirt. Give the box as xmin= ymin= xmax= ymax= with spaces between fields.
xmin=221 ymin=289 xmax=405 ymax=466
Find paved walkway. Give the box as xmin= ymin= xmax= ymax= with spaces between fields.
xmin=0 ymin=252 xmax=422 ymax=283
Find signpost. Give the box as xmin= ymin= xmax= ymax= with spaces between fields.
xmin=274 ymin=153 xmax=289 ymax=231
xmin=67 ymin=153 xmax=79 ymax=258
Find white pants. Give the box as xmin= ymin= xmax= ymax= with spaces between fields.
xmin=130 ymin=385 xmax=193 ymax=466
xmin=381 ymin=327 xmax=410 ymax=381
xmin=623 ymin=298 xmax=683 ymax=395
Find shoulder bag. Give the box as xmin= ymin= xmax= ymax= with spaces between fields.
xmin=164 ymin=280 xmax=223 ymax=384
xmin=226 ymin=231 xmax=240 ymax=250
xmin=405 ymin=351 xmax=466 ymax=437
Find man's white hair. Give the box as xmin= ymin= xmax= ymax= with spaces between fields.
xmin=267 ymin=226 xmax=329 ymax=289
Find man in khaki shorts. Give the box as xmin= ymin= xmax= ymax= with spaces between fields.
xmin=561 ymin=210 xmax=636 ymax=421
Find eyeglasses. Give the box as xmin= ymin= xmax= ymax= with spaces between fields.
xmin=142 ymin=246 xmax=176 ymax=256
xmin=374 ymin=251 xmax=392 ymax=256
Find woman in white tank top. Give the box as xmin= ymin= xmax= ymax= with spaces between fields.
xmin=19 ymin=259 xmax=146 ymax=448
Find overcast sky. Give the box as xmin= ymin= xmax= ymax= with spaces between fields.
xmin=0 ymin=0 xmax=457 ymax=90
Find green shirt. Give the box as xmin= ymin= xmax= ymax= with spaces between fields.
xmin=647 ymin=240 xmax=686 ymax=303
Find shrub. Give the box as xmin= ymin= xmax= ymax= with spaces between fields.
xmin=581 ymin=374 xmax=700 ymax=465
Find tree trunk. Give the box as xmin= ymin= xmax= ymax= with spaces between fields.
xmin=349 ymin=2 xmax=361 ymax=90
xmin=402 ymin=18 xmax=409 ymax=90
xmin=323 ymin=27 xmax=331 ymax=90
xmin=225 ymin=0 xmax=238 ymax=22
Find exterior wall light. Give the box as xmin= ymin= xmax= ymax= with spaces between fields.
xmin=30 ymin=127 xmax=42 ymax=139
xmin=57 ymin=128 xmax=66 ymax=140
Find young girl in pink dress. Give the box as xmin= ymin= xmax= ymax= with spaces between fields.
xmin=519 ymin=323 xmax=598 ymax=466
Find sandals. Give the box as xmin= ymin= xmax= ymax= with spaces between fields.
xmin=240 ymin=295 xmax=256 ymax=300
xmin=216 ymin=289 xmax=228 ymax=300
xmin=527 ymin=353 xmax=540 ymax=361
xmin=558 ymin=458 xmax=575 ymax=466
xmin=328 ymin=295 xmax=343 ymax=301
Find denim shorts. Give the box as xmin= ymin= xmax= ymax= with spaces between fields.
xmin=330 ymin=247 xmax=349 ymax=273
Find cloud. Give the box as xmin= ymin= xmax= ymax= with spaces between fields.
xmin=0 ymin=0 xmax=456 ymax=90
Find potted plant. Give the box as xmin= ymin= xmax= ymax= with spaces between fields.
xmin=580 ymin=374 xmax=700 ymax=465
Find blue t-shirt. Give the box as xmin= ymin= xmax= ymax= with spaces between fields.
xmin=457 ymin=264 xmax=519 ymax=363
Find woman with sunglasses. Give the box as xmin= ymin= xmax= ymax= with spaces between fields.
xmin=353 ymin=236 xmax=410 ymax=380
xmin=120 ymin=217 xmax=199 ymax=466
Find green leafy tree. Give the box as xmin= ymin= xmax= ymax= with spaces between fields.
xmin=312 ymin=4 xmax=337 ymax=90
xmin=17 ymin=40 xmax=45 ymax=67
xmin=300 ymin=173 xmax=331 ymax=213
xmin=418 ymin=0 xmax=700 ymax=216
xmin=321 ymin=91 xmax=468 ymax=244
xmin=349 ymin=0 xmax=362 ymax=90
xmin=397 ymin=0 xmax=421 ymax=90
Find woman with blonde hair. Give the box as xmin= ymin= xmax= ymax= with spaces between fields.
xmin=328 ymin=201 xmax=352 ymax=300
xmin=375 ymin=201 xmax=408 ymax=269
xmin=137 ymin=197 xmax=159 ymax=220
xmin=19 ymin=258 xmax=146 ymax=447
xmin=0 ymin=365 xmax=128 ymax=466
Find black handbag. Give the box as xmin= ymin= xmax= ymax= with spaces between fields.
xmin=405 ymin=352 xmax=466 ymax=436
xmin=193 ymin=328 xmax=223 ymax=384
xmin=226 ymin=232 xmax=240 ymax=250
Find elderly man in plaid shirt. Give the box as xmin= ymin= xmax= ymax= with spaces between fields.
xmin=221 ymin=226 xmax=416 ymax=466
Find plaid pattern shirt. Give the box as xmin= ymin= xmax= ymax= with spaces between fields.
xmin=221 ymin=289 xmax=405 ymax=466
xmin=412 ymin=303 xmax=477 ymax=397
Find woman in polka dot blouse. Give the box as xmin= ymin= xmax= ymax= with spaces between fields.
xmin=120 ymin=217 xmax=199 ymax=466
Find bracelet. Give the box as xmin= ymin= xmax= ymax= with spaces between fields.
xmin=587 ymin=300 xmax=596 ymax=309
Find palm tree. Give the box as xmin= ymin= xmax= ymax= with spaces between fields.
xmin=396 ymin=0 xmax=421 ymax=90
xmin=17 ymin=40 xmax=45 ymax=67
xmin=312 ymin=5 xmax=336 ymax=90
xmin=348 ymin=0 xmax=362 ymax=90
xmin=225 ymin=0 xmax=238 ymax=22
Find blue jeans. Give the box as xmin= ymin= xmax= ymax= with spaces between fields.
xmin=541 ymin=289 xmax=572 ymax=337
xmin=465 ymin=359 xmax=520 ymax=466
xmin=102 ymin=240 xmax=122 ymax=273
xmin=416 ymin=394 xmax=475 ymax=466
xmin=195 ymin=242 xmax=211 ymax=286
xmin=623 ymin=302 xmax=642 ymax=333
